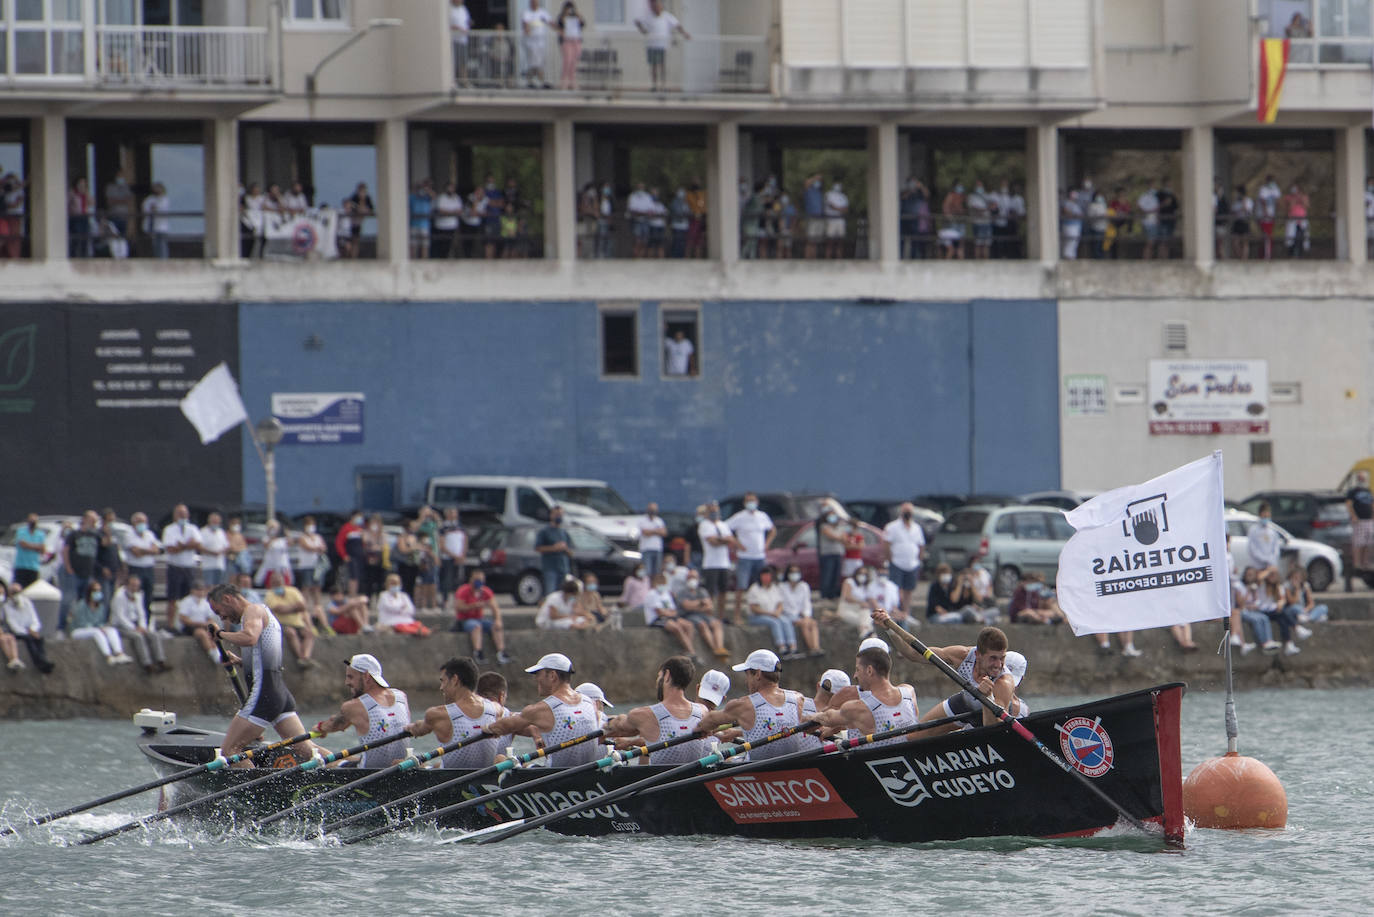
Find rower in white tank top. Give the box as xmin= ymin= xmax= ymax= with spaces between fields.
xmin=647 ymin=701 xmax=714 ymax=764
xmin=740 ymin=689 xmax=803 ymax=760
xmin=359 ymin=689 xmax=411 ymax=768
xmin=442 ymin=697 xmax=505 ymax=769
xmin=541 ymin=694 xmax=600 ymax=766
xmin=859 ymin=684 xmax=918 ymax=747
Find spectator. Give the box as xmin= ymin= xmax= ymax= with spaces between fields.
xmin=802 ymin=174 xmax=825 ymax=259
xmin=686 ymin=178 xmax=707 ymax=257
xmin=1212 ymin=180 xmax=1228 ymax=260
xmin=68 ymin=176 xmax=93 ymax=257
xmin=576 ymin=570 xmax=610 ymax=626
xmin=1156 ymin=179 xmax=1179 ymax=258
xmin=196 ymin=512 xmax=229 ymax=587
xmin=376 ymin=572 xmax=432 ymax=637
xmin=775 ymin=191 xmax=797 ymax=258
xmin=1136 ymin=184 xmax=1160 ymax=259
xmin=335 ymin=510 xmax=365 ymax=596
xmin=646 ymin=187 xmax=668 ymax=257
xmin=1060 ymin=190 xmax=1083 ymax=260
xmin=361 ymin=514 xmax=388 ymax=598
xmin=635 ymin=0 xmax=690 ymax=92
xmin=644 ymin=572 xmax=701 ymax=660
xmin=881 ymin=502 xmax=926 ymax=618
xmin=627 ymin=182 xmax=654 ymax=257
xmin=341 ymin=182 xmax=374 ymax=259
xmin=1349 ymin=470 xmax=1374 ymax=572
xmin=104 ymin=169 xmax=135 ymax=241
xmin=1105 ymin=186 xmax=1132 ymax=258
xmin=1087 ymin=192 xmax=1108 ymax=259
xmin=1256 ymin=174 xmax=1281 ymax=260
xmin=744 ymin=566 xmax=799 ymax=658
xmin=834 ymin=564 xmax=875 ymax=630
xmin=264 ymin=570 xmax=320 ymax=666
xmin=1234 ymin=567 xmax=1278 ymax=654
xmin=0 ymin=613 xmax=20 ymax=671
xmin=1285 ymin=12 xmax=1312 ymax=37
xmin=170 ymin=580 xmax=218 ymax=660
xmin=451 ymin=0 xmax=472 ymax=85
xmin=556 ymin=1 xmax=584 ymax=90
xmin=409 ymin=178 xmax=434 ymax=259
xmin=823 ymin=181 xmax=849 ymax=259
xmin=1008 ymin=571 xmax=1064 ymax=625
xmin=698 ymin=501 xmax=735 ymax=620
xmin=521 ymin=0 xmax=553 ymax=88
xmin=1 ymin=171 xmax=25 ymax=259
xmin=817 ymin=503 xmax=846 ymax=601
xmin=1259 ymin=567 xmax=1303 ymax=655
xmin=740 ymin=183 xmax=766 ymax=259
xmin=636 ymin=502 xmax=668 ymax=576
xmin=669 ymin=187 xmax=691 ymax=257
xmin=620 ymin=561 xmax=652 ymax=615
xmin=597 ymin=181 xmax=615 ymax=257
xmin=535 ymin=505 xmax=574 ymax=597
xmin=434 ymin=181 xmax=462 ymax=258
xmin=900 ymin=177 xmax=929 ymax=258
xmin=1284 ymin=567 xmax=1328 ymax=624
xmin=60 ymin=511 xmax=102 ymax=636
xmin=439 ymin=506 xmax=467 ymax=609
xmin=967 ymin=181 xmax=993 ymax=259
xmin=727 ymin=493 xmax=775 ymax=624
xmin=1230 ymin=184 xmax=1253 ymax=260
xmin=394 ymin=520 xmax=422 ymax=599
xmin=327 ymin=587 xmax=371 ymax=635
xmin=536 ymin=577 xmax=593 ymax=629
xmin=3 ymin=578 xmax=54 ymax=673
xmin=124 ymin=511 xmax=161 ymax=599
xmin=779 ymin=563 xmax=822 ymax=657
xmin=452 ymin=569 xmax=510 ymax=662
xmin=291 ymin=515 xmax=328 ymax=613
xmin=254 ymin=519 xmax=293 ymax=589
xmin=227 ymin=515 xmax=253 ymax=577
xmin=240 ymin=181 xmax=265 ymax=256
xmin=71 ymin=581 xmax=132 ymax=665
xmin=664 ymin=327 xmax=695 ymax=376
xmin=110 ymin=575 xmax=167 ymax=674
xmin=1282 ymin=182 xmax=1310 ymax=257
xmin=282 ymin=180 xmax=309 ymax=215
xmin=673 ymin=569 xmax=729 ymax=660
xmin=840 ymin=518 xmax=865 ymax=579
xmin=939 ymin=183 xmax=966 ymax=259
xmin=926 ymin=563 xmax=963 ymax=623
xmin=11 ymin=513 xmax=45 ymax=589
xmin=136 ymin=181 xmax=169 ymax=257
xmin=162 ymin=503 xmax=202 ymax=613
xmin=1246 ymin=501 xmax=1282 ymax=577
xmin=577 ymin=181 xmax=599 ymax=257
xmin=950 ymin=562 xmax=999 ymax=624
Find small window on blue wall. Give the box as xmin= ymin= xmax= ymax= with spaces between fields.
xmin=601 ymin=309 xmax=638 ymax=377
xmin=662 ymin=306 xmax=699 ymax=378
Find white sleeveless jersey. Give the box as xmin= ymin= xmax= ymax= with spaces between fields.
xmin=860 ymin=684 xmax=918 ymax=747
xmin=954 ymin=648 xmax=1027 ymax=712
xmin=359 ymin=690 xmax=412 ymax=769
xmin=542 ymin=695 xmax=600 ymax=767
xmin=797 ymin=696 xmax=826 ymax=751
xmin=442 ymin=698 xmax=505 ymax=769
xmin=249 ymin=605 xmax=285 ymax=678
xmin=647 ymin=701 xmax=713 ymax=765
xmin=741 ymin=689 xmax=803 ymax=761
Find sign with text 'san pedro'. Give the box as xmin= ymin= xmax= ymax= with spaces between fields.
xmin=1148 ymin=359 xmax=1268 ymax=435
xmin=270 ymin=392 xmax=364 ymax=445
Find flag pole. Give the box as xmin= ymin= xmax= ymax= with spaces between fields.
xmin=1223 ymin=613 xmax=1239 ymax=755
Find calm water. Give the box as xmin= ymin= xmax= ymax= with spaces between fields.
xmin=1 ymin=689 xmax=1370 ymax=916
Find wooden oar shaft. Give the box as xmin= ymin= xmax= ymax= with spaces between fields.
xmin=216 ymin=637 xmax=248 ymax=707
xmin=322 ymin=729 xmax=606 ymax=834
xmin=880 ymin=618 xmax=1149 ymax=834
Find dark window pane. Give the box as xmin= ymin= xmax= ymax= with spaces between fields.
xmin=601 ymin=311 xmax=637 ymax=376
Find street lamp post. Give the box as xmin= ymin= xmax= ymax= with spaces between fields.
xmin=255 ymin=417 xmax=285 ymax=527
xmin=306 ymin=18 xmax=402 ymax=95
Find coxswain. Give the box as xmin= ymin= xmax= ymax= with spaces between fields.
xmin=798 ymin=668 xmax=851 ymax=750
xmin=406 ymin=657 xmax=506 ymax=769
xmin=482 ymin=653 xmax=601 ymax=766
xmin=696 ymin=649 xmax=808 ymax=759
xmin=604 ymin=656 xmax=719 ymax=765
xmin=207 ymin=582 xmax=318 ymax=766
xmin=813 ymin=646 xmax=918 ymax=746
xmin=314 ymin=654 xmax=412 ymax=768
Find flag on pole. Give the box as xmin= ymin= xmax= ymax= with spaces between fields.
xmin=1257 ymin=38 xmax=1289 ymax=124
xmin=1056 ymin=451 xmax=1230 ymax=636
xmin=179 ymin=362 xmax=248 ymax=444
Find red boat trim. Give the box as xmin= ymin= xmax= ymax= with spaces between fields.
xmin=1152 ymin=685 xmax=1186 ymax=846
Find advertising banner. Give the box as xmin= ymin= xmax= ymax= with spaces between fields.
xmin=1148 ymin=359 xmax=1268 ymax=434
xmin=271 ymin=392 xmax=364 ymax=445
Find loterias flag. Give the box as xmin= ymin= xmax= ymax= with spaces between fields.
xmin=1257 ymin=38 xmax=1289 ymax=124
xmin=179 ymin=362 xmax=248 ymax=444
xmin=1056 ymin=451 xmax=1230 ymax=636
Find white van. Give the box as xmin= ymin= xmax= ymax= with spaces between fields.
xmin=424 ymin=475 xmax=643 ymax=547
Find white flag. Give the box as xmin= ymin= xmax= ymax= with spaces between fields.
xmin=1056 ymin=451 xmax=1230 ymax=635
xmin=179 ymin=362 xmax=248 ymax=445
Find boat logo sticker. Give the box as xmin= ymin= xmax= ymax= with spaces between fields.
xmin=865 ymin=757 xmax=931 ymax=808
xmin=1056 ymin=716 xmax=1114 ymax=778
xmin=705 ymin=768 xmax=857 ymax=824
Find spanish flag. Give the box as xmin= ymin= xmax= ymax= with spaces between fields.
xmin=1257 ymin=38 xmax=1289 ymax=124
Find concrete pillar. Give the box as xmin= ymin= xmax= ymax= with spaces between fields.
xmin=1025 ymin=123 xmax=1059 ymax=264
xmin=1335 ymin=124 xmax=1366 ymax=264
xmin=708 ymin=121 xmax=739 ymax=263
xmin=374 ymin=118 xmax=408 ymax=264
xmin=543 ymin=118 xmax=576 ymax=262
xmin=1182 ymin=125 xmax=1214 ymax=265
xmin=868 ymin=122 xmax=899 ymax=263
xmin=29 ymin=115 xmax=67 ymax=262
xmin=202 ymin=118 xmax=241 ymax=263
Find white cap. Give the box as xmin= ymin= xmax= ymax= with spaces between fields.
xmin=859 ymin=637 xmax=890 ymax=654
xmin=732 ymin=648 xmax=781 ymax=673
xmin=524 ymin=652 xmax=574 ymax=674
xmin=818 ymin=669 xmax=850 ymax=692
xmin=344 ymin=653 xmax=389 ymax=688
xmin=574 ymin=682 xmax=613 ymax=707
xmin=698 ymin=670 xmax=731 ymax=706
xmin=1004 ymin=651 xmax=1027 ymax=687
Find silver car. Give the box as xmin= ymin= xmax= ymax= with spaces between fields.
xmin=1225 ymin=509 xmax=1343 ymax=592
xmin=929 ymin=504 xmax=1075 ymax=597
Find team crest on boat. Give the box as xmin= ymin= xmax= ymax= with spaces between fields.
xmin=864 ymin=757 xmax=931 ymax=808
xmin=1057 ymin=716 xmax=1114 ymax=778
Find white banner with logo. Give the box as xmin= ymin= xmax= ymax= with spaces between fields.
xmin=242 ymin=207 xmax=339 ymax=260
xmin=1056 ymin=451 xmax=1230 ymax=635
xmin=1148 ymin=359 xmax=1268 ymax=435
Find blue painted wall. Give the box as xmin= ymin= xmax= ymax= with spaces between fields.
xmin=237 ymin=298 xmax=1059 ymax=514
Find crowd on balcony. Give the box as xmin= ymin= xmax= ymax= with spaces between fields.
xmin=61 ymin=171 xmax=178 ymax=260
xmin=577 ymin=180 xmax=707 ymax=259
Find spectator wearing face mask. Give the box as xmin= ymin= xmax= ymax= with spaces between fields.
xmin=881 ymin=502 xmax=926 ymax=620
xmin=254 ymin=519 xmax=293 ymax=588
xmin=376 ymin=572 xmax=432 ymax=637
xmin=697 ymin=500 xmax=737 ymax=621
xmin=452 ymin=569 xmax=508 ymax=662
xmin=1246 ymin=501 xmax=1282 ymax=579
xmin=745 ymin=566 xmax=799 ymax=658
xmin=727 ymin=494 xmax=776 ymax=626
xmin=620 ymin=562 xmax=652 ymax=615
xmin=71 ymin=580 xmax=132 ymax=665
xmin=264 ymin=570 xmax=319 ymax=667
xmin=817 ymin=502 xmax=846 ymax=601
xmin=835 ymin=565 xmax=875 ymax=630
xmin=123 ymin=510 xmax=162 ymax=600
xmin=779 ymin=564 xmax=822 ymax=657
xmin=645 ymin=572 xmax=703 ymax=661
xmin=673 ymin=569 xmax=729 ymax=661
xmin=577 ymin=571 xmax=610 ymax=626
xmin=926 ymin=563 xmax=964 ymax=624
xmin=535 ymin=505 xmax=574 ymax=597
xmin=336 ymin=511 xmax=366 ymax=596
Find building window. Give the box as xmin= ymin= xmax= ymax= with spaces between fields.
xmin=594 ymin=0 xmax=626 ymax=25
xmin=1250 ymin=441 xmax=1273 ymax=466
xmin=600 ymin=308 xmax=638 ymax=377
xmin=13 ymin=0 xmax=84 ymax=77
xmin=662 ymin=306 xmax=699 ymax=378
xmin=288 ymin=0 xmax=348 ymax=26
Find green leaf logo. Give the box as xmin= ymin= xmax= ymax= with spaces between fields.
xmin=0 ymin=323 xmax=36 ymax=393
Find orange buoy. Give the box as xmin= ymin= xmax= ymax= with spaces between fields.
xmin=1183 ymin=752 xmax=1287 ymax=829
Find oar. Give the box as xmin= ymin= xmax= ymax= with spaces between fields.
xmin=320 ymin=729 xmax=606 ymax=835
xmin=338 ymin=723 xmax=736 ymax=845
xmin=476 ymin=719 xmax=819 ymax=845
xmin=879 ymin=617 xmax=1149 ymax=834
xmin=252 ymin=729 xmax=496 ymax=830
xmin=216 ymin=636 xmax=248 ymax=706
xmin=0 ymin=729 xmax=323 ymax=838
xmin=76 ymin=729 xmax=409 ymax=845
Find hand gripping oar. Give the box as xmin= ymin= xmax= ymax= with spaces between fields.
xmin=0 ymin=730 xmax=323 ymax=838
xmin=252 ymin=729 xmax=496 ymax=830
xmin=321 ymin=729 xmax=606 ymax=835
xmin=338 ymin=724 xmax=736 ymax=845
xmin=476 ymin=719 xmax=820 ymax=845
xmin=879 ymin=617 xmax=1149 ymax=834
xmin=76 ymin=729 xmax=409 ymax=846
xmin=216 ymin=637 xmax=249 ymax=707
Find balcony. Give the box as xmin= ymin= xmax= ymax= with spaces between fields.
xmin=453 ymin=30 xmax=768 ymax=96
xmin=779 ymin=0 xmax=1101 ymax=107
xmin=95 ymin=26 xmax=271 ymax=88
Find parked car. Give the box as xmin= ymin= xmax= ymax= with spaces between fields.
xmin=912 ymin=493 xmax=1021 ymax=516
xmin=424 ymin=475 xmax=644 ymax=549
xmin=471 ymin=523 xmax=642 ymax=605
xmin=1225 ymin=509 xmax=1343 ymax=592
xmin=717 ymin=492 xmax=846 ymax=524
xmin=1017 ymin=490 xmax=1101 ymax=511
xmin=928 ymin=504 xmax=1076 ymax=597
xmin=1234 ymin=491 xmax=1352 ymax=582
xmin=764 ymin=520 xmax=886 ymax=589
xmin=843 ymin=500 xmax=943 ymax=542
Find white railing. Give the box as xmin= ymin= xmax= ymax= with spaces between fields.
xmin=1281 ymin=36 xmax=1374 ymax=67
xmin=95 ymin=26 xmax=271 ymax=86
xmin=454 ymin=30 xmax=768 ymax=94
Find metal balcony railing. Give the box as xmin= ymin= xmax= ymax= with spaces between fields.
xmin=95 ymin=26 xmax=271 ymax=87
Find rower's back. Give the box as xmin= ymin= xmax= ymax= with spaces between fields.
xmin=647 ymin=700 xmax=713 ymax=764
xmin=860 ymin=683 xmax=918 ymax=747
xmin=542 ymin=693 xmax=600 ymax=766
xmin=359 ymin=689 xmax=412 ymax=768
xmin=443 ymin=697 xmax=506 ymax=769
xmin=740 ymin=688 xmax=803 ymax=760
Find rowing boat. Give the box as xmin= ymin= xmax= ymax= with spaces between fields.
xmin=136 ymin=683 xmax=1185 ymax=844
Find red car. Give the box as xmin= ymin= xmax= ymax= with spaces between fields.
xmin=763 ymin=520 xmax=887 ymax=588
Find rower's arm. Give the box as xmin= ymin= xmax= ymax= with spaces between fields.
xmin=214 ymin=606 xmax=263 ymax=647
xmin=317 ymin=698 xmax=368 ymax=736
xmin=486 ymin=700 xmax=553 ymax=736
xmin=699 ymin=696 xmax=752 ymax=734
xmin=984 ymin=674 xmax=1016 ymax=727
xmin=604 ymin=705 xmax=654 ymax=740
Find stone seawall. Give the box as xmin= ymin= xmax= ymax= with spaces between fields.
xmin=2 ymin=617 xmax=1369 ymax=721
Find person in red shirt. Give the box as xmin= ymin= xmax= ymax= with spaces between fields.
xmin=334 ymin=512 xmax=365 ymax=596
xmin=452 ymin=569 xmax=510 ymax=664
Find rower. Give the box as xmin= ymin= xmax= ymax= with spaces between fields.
xmin=406 ymin=657 xmax=506 ymax=769
xmin=206 ymin=583 xmax=319 ymax=766
xmin=482 ymin=653 xmax=601 ymax=766
xmin=799 ymin=668 xmax=850 ymax=750
xmin=604 ymin=656 xmax=717 ymax=765
xmin=813 ymin=646 xmax=918 ymax=746
xmin=476 ymin=671 xmax=508 ymax=707
xmin=697 ymin=669 xmax=730 ymax=711
xmin=314 ymin=654 xmax=412 ymax=768
xmin=697 ymin=648 xmax=808 ymax=760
